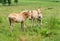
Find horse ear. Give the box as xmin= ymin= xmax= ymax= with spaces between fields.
xmin=29 ymin=11 xmax=33 ymax=13
xmin=37 ymin=8 xmax=42 ymax=14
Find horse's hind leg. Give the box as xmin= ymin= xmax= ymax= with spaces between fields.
xmin=9 ymin=18 xmax=14 ymax=32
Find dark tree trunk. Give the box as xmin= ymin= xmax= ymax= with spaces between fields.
xmin=8 ymin=0 xmax=11 ymax=6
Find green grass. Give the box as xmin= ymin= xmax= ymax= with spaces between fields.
xmin=0 ymin=0 xmax=60 ymax=41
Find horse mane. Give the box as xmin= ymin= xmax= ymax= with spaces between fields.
xmin=20 ymin=10 xmax=29 ymax=14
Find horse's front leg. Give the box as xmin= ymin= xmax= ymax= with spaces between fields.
xmin=35 ymin=18 xmax=38 ymax=26
xmin=21 ymin=21 xmax=25 ymax=31
xmin=29 ymin=18 xmax=34 ymax=31
xmin=9 ymin=18 xmax=14 ymax=32
xmin=10 ymin=22 xmax=14 ymax=32
xmin=40 ymin=17 xmax=42 ymax=29
xmin=38 ymin=16 xmax=42 ymax=29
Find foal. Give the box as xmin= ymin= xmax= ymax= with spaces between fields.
xmin=29 ymin=9 xmax=42 ymax=29
xmin=8 ymin=10 xmax=29 ymax=32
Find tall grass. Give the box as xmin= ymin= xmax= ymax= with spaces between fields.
xmin=0 ymin=16 xmax=3 ymax=23
xmin=40 ymin=15 xmax=60 ymax=37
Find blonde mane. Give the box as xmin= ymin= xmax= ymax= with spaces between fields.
xmin=20 ymin=10 xmax=29 ymax=14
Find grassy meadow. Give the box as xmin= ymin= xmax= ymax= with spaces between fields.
xmin=0 ymin=0 xmax=60 ymax=41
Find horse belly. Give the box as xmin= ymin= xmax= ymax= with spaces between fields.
xmin=16 ymin=16 xmax=25 ymax=22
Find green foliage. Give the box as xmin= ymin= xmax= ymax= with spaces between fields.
xmin=8 ymin=0 xmax=11 ymax=5
xmin=14 ymin=0 xmax=18 ymax=3
xmin=0 ymin=0 xmax=2 ymax=3
xmin=2 ymin=0 xmax=6 ymax=4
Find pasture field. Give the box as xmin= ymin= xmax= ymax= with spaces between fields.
xmin=0 ymin=0 xmax=60 ymax=41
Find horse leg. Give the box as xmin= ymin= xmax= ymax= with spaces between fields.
xmin=9 ymin=18 xmax=14 ymax=32
xmin=38 ymin=16 xmax=42 ymax=29
xmin=29 ymin=19 xmax=33 ymax=31
xmin=21 ymin=21 xmax=25 ymax=31
xmin=35 ymin=18 xmax=38 ymax=26
xmin=40 ymin=18 xmax=42 ymax=29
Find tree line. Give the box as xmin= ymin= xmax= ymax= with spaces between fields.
xmin=0 ymin=0 xmax=18 ymax=6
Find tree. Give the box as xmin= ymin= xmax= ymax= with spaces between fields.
xmin=8 ymin=0 xmax=11 ymax=6
xmin=0 ymin=0 xmax=2 ymax=3
xmin=2 ymin=0 xmax=6 ymax=5
xmin=14 ymin=0 xmax=18 ymax=4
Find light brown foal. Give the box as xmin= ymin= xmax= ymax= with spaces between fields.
xmin=29 ymin=8 xmax=42 ymax=29
xmin=8 ymin=10 xmax=29 ymax=32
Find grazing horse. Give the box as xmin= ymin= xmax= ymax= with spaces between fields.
xmin=8 ymin=10 xmax=29 ymax=32
xmin=29 ymin=8 xmax=42 ymax=29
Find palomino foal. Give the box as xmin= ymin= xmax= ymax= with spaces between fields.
xmin=8 ymin=10 xmax=29 ymax=32
xmin=29 ymin=9 xmax=42 ymax=29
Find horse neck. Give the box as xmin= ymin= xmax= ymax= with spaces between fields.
xmin=22 ymin=13 xmax=29 ymax=19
